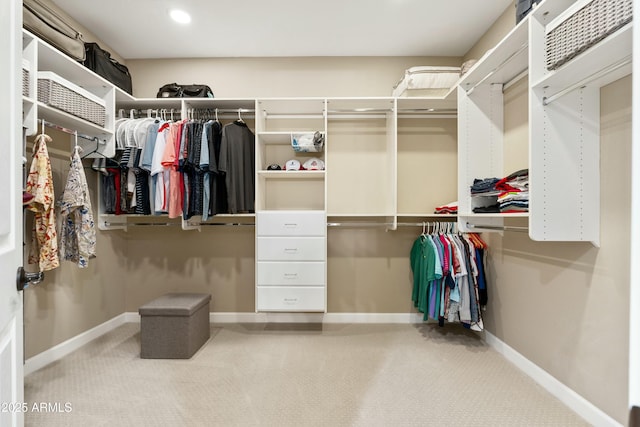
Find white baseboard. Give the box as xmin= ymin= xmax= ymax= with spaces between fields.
xmin=24 ymin=313 xmax=129 ymax=376
xmin=208 ymin=312 xmax=425 ymax=324
xmin=128 ymin=311 xmax=425 ymax=324
xmin=484 ymin=331 xmax=622 ymax=427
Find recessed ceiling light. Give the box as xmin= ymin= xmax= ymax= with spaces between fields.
xmin=169 ymin=9 xmax=191 ymax=24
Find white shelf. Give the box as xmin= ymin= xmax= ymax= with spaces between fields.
xmin=35 ymin=33 xmax=113 ymax=97
xmin=396 ymin=96 xmax=457 ymax=113
xmin=258 ymin=170 xmax=325 ymax=179
xmin=326 ymin=97 xmax=395 ymax=112
xmin=327 ymin=213 xmax=395 ymax=218
xmin=458 ymin=18 xmax=529 ymax=90
xmin=459 ymin=212 xmax=529 ymax=218
xmin=258 ymin=98 xmax=325 ymax=116
xmin=531 ymin=23 xmax=632 ymax=92
xmin=397 ymin=213 xmax=458 ymax=218
xmin=37 ymin=102 xmax=113 ymax=136
xmin=258 ymin=131 xmax=324 ymax=145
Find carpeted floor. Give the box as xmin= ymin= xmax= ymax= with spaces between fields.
xmin=24 ymin=323 xmax=589 ymax=426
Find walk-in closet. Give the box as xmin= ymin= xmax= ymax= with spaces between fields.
xmin=1 ymin=0 xmax=638 ymax=426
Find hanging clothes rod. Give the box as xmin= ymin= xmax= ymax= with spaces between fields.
xmin=542 ymin=56 xmax=631 ymax=106
xmin=327 ymin=108 xmax=394 ymax=113
xmin=465 ymin=42 xmax=528 ymax=96
xmin=466 ymin=223 xmax=528 ymax=232
xmin=326 ymin=221 xmax=455 ymax=227
xmin=38 ymin=119 xmax=105 ymax=144
xmin=102 ymin=221 xmax=255 ymax=227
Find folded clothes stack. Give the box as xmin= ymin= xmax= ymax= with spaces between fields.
xmin=496 ymin=169 xmax=528 ymax=213
xmin=470 ymin=169 xmax=529 ymax=214
xmin=434 ymin=201 xmax=457 ymax=214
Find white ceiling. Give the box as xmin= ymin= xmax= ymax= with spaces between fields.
xmin=52 ymin=0 xmax=513 ymax=59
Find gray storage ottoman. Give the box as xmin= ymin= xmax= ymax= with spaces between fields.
xmin=138 ymin=293 xmax=211 ymax=359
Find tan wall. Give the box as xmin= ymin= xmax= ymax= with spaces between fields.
xmin=24 ymin=130 xmax=127 ymax=358
xmin=126 ymin=56 xmax=461 ymax=98
xmin=23 ymin=1 xmax=129 ymax=359
xmin=483 ymin=75 xmax=631 ymax=424
xmin=463 ymin=4 xmax=515 ymax=64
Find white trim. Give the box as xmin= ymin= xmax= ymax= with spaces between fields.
xmin=484 ymin=331 xmax=622 ymax=427
xmin=125 ymin=311 xmax=426 ymax=324
xmin=126 ymin=311 xmax=425 ymax=324
xmin=208 ymin=312 xmax=425 ymax=324
xmin=24 ymin=313 xmax=129 ymax=376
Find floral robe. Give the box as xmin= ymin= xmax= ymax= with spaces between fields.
xmin=26 ymin=134 xmax=59 ymax=271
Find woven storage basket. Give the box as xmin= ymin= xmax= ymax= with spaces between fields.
xmin=22 ymin=59 xmax=30 ymax=98
xmin=37 ymin=71 xmax=106 ymax=126
xmin=546 ymin=0 xmax=632 ymax=70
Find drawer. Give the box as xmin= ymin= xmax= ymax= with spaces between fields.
xmin=256 ymin=286 xmax=325 ymax=311
xmin=257 ymin=211 xmax=326 ymax=236
xmin=257 ymin=262 xmax=325 ymax=286
xmin=257 ymin=237 xmax=325 ymax=261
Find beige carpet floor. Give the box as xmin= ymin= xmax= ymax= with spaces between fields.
xmin=24 ymin=323 xmax=590 ymax=427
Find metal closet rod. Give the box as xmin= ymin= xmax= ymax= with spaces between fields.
xmin=103 ymin=221 xmax=460 ymax=228
xmin=37 ymin=119 xmax=105 ymax=143
xmin=102 ymin=221 xmax=255 ymax=227
xmin=327 ymin=221 xmax=456 ymax=227
xmin=542 ymin=56 xmax=631 ymax=106
xmin=466 ymin=223 xmax=528 ymax=232
xmin=465 ymin=42 xmax=528 ymax=96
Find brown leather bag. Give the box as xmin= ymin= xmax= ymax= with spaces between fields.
xmin=23 ymin=0 xmax=85 ymax=61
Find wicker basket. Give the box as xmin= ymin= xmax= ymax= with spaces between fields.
xmin=37 ymin=71 xmax=106 ymax=127
xmin=22 ymin=59 xmax=30 ymax=98
xmin=545 ymin=0 xmax=632 ymax=71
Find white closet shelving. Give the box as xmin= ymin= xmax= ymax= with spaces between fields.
xmin=396 ymin=96 xmax=458 ymax=220
xmin=528 ymin=0 xmax=632 ymax=246
xmin=457 ymin=17 xmax=529 ymax=233
xmin=326 ymin=97 xmax=397 ymax=225
xmin=255 ymin=98 xmax=326 ymax=212
xmin=254 ymin=98 xmax=327 ymax=312
xmin=457 ymin=0 xmax=632 ymax=245
xmin=22 ymin=30 xmax=116 ymax=158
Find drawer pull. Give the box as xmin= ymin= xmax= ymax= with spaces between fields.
xmin=283 ymin=223 xmax=298 ymax=228
xmin=283 ymin=298 xmax=298 ymax=304
xmin=283 ymin=248 xmax=298 ymax=253
xmin=283 ymin=273 xmax=298 ymax=279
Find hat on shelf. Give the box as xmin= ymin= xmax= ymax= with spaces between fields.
xmin=266 ymin=164 xmax=282 ymax=171
xmin=284 ymin=159 xmax=303 ymax=171
xmin=303 ymin=158 xmax=325 ymax=170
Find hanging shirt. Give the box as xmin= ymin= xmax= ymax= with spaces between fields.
xmin=26 ymin=134 xmax=59 ymax=271
xmin=151 ymin=123 xmax=170 ymax=213
xmin=58 ymin=147 xmax=96 ymax=268
xmin=219 ymin=121 xmax=255 ymax=213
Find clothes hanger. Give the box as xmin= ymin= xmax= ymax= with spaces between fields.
xmin=237 ymin=108 xmax=244 ymax=124
xmin=215 ymin=108 xmax=219 ymax=123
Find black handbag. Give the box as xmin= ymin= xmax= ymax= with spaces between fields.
xmin=157 ymin=83 xmax=214 ymax=98
xmin=516 ymin=0 xmax=542 ymax=23
xmin=84 ymin=42 xmax=133 ymax=94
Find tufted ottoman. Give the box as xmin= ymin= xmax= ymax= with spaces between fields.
xmin=138 ymin=293 xmax=211 ymax=359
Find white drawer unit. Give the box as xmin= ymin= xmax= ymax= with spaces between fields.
xmin=257 ymin=262 xmax=325 ymax=286
xmin=256 ymin=286 xmax=325 ymax=312
xmin=255 ymin=210 xmax=326 ymax=312
xmin=256 ymin=211 xmax=326 ymax=236
xmin=257 ymin=237 xmax=325 ymax=261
